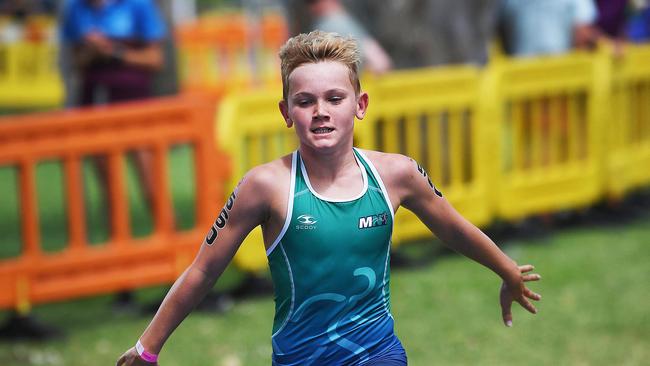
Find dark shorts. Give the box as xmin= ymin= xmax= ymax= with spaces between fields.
xmin=81 ymin=64 xmax=153 ymax=105
xmin=271 ymin=336 xmax=408 ymax=366
xmin=362 ymin=337 xmax=408 ymax=366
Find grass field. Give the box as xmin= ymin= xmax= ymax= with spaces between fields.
xmin=0 ymin=205 xmax=649 ymax=365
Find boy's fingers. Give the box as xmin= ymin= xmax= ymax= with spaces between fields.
xmin=501 ymin=300 xmax=513 ymax=327
xmin=518 ymin=297 xmax=538 ymax=314
xmin=518 ymin=264 xmax=534 ymax=273
xmin=500 ymin=290 xmax=513 ymax=327
xmin=522 ymin=274 xmax=541 ymax=282
xmin=524 ymin=287 xmax=542 ymax=301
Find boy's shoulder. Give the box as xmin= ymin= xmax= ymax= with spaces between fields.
xmin=357 ymin=149 xmax=427 ymax=198
xmin=239 ymin=153 xmax=293 ymax=197
xmin=356 ymin=149 xmax=415 ymax=178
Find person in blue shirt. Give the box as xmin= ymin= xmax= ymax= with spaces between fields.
xmin=60 ymin=0 xmax=167 ymax=251
xmin=61 ymin=0 xmax=167 ymax=103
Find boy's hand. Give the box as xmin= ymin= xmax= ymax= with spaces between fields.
xmin=499 ymin=264 xmax=541 ymax=327
xmin=116 ymin=347 xmax=157 ymax=366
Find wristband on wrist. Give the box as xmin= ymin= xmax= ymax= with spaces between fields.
xmin=135 ymin=340 xmax=158 ymax=363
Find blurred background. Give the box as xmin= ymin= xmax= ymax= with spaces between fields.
xmin=0 ymin=0 xmax=649 ymax=365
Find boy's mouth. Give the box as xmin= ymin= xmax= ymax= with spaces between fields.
xmin=311 ymin=127 xmax=334 ymax=134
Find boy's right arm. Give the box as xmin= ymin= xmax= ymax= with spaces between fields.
xmin=116 ymin=169 xmax=272 ymax=365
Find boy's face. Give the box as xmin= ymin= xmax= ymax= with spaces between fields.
xmin=279 ymin=61 xmax=368 ymax=153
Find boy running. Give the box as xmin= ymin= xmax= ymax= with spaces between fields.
xmin=117 ymin=31 xmax=541 ymax=366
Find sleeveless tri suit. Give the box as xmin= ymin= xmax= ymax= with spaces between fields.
xmin=267 ymin=149 xmax=407 ymax=365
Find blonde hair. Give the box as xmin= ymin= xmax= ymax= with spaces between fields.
xmin=279 ymin=30 xmax=361 ymax=100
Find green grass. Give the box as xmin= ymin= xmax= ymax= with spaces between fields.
xmin=0 ymin=212 xmax=648 ymax=365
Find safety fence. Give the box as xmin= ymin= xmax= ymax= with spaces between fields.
xmin=1 ymin=44 xmax=649 ymax=311
xmin=484 ymin=51 xmax=609 ymax=220
xmin=0 ymin=96 xmax=227 ymax=312
xmin=360 ymin=67 xmax=492 ymax=243
xmin=0 ymin=16 xmax=63 ymax=108
xmin=176 ymin=11 xmax=288 ymax=95
xmin=216 ymin=44 xmax=650 ymax=272
xmin=216 ymin=89 xmax=297 ymax=271
xmin=607 ymin=45 xmax=650 ymax=197
xmin=0 ymin=12 xmax=288 ymax=108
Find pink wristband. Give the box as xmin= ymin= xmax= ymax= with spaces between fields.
xmin=135 ymin=340 xmax=158 ymax=363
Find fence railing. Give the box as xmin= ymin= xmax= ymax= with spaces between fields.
xmin=215 ymin=89 xmax=297 ymax=271
xmin=0 ymin=13 xmax=288 ymax=108
xmin=484 ymin=51 xmax=609 ymax=220
xmin=175 ymin=12 xmax=288 ymax=95
xmin=360 ymin=66 xmax=491 ymax=243
xmin=0 ymin=96 xmax=227 ymax=312
xmin=0 ymin=16 xmax=62 ymax=108
xmin=216 ymin=44 xmax=650 ymax=272
xmin=607 ymin=45 xmax=650 ymax=197
xmin=0 ymin=41 xmax=63 ymax=108
xmin=1 ymin=44 xmax=650 ymax=311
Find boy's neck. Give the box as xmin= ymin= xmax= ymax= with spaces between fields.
xmin=299 ymin=145 xmax=358 ymax=182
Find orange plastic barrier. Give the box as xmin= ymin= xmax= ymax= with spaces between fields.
xmin=175 ymin=12 xmax=288 ymax=95
xmin=0 ymin=96 xmax=228 ymax=313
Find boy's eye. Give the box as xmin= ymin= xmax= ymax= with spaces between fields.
xmin=328 ymin=96 xmax=343 ymax=104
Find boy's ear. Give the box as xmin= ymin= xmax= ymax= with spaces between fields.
xmin=355 ymin=92 xmax=369 ymax=120
xmin=279 ymin=100 xmax=293 ymax=128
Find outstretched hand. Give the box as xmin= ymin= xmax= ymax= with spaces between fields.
xmin=500 ymin=264 xmax=541 ymax=327
xmin=116 ymin=347 xmax=157 ymax=366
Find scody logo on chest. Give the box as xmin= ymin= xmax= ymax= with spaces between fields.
xmin=358 ymin=212 xmax=388 ymax=229
xmin=296 ymin=214 xmax=317 ymax=230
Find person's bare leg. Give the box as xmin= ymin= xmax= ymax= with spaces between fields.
xmin=92 ymin=155 xmax=112 ymax=231
xmin=132 ymin=149 xmax=155 ymax=211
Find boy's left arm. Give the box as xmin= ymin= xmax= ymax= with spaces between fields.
xmin=389 ymin=155 xmax=541 ymax=326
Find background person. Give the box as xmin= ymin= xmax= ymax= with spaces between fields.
xmin=498 ymin=0 xmax=598 ymax=56
xmin=60 ymin=0 xmax=167 ymax=225
xmin=305 ymin=0 xmax=392 ymax=74
xmin=627 ymin=0 xmax=650 ymax=42
xmin=593 ymin=0 xmax=629 ymax=56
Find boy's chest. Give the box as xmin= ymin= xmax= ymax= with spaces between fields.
xmin=284 ymin=197 xmax=392 ymax=258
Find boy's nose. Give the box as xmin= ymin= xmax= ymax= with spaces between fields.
xmin=313 ymin=101 xmax=329 ymax=119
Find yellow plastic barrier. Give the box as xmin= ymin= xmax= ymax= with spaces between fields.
xmin=216 ymin=46 xmax=650 ymax=272
xmin=0 ymin=16 xmax=63 ymax=108
xmin=0 ymin=41 xmax=63 ymax=108
xmin=216 ymin=89 xmax=297 ymax=271
xmin=361 ymin=67 xmax=492 ymax=244
xmin=607 ymin=44 xmax=650 ymax=197
xmin=484 ymin=52 xmax=609 ymax=220
xmin=217 ymin=66 xmax=492 ymax=269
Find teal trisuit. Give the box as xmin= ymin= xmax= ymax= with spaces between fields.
xmin=267 ymin=148 xmax=405 ymax=365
